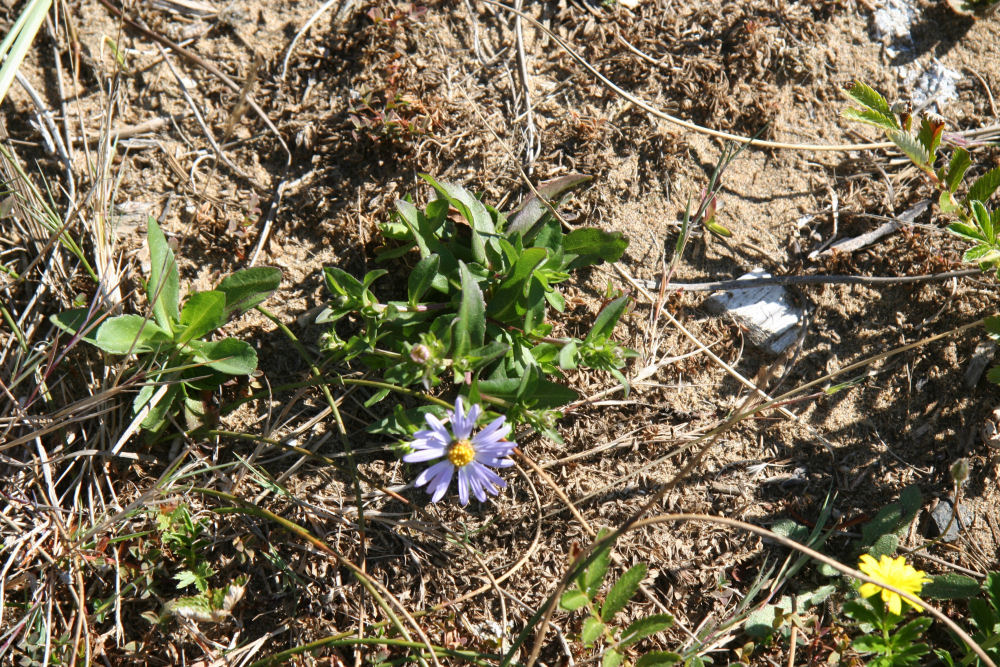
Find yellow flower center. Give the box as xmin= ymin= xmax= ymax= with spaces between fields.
xmin=448 ymin=439 xmax=475 ymax=468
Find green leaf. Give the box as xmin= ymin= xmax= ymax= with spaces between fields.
xmin=192 ymin=338 xmax=257 ymax=375
xmin=619 ymin=614 xmax=674 ymax=647
xmin=843 ymin=600 xmax=880 ymax=627
xmin=704 ymin=218 xmax=732 ymax=238
xmin=421 ymin=174 xmax=494 ymax=264
xmin=177 ymin=291 xmax=226 ymax=345
xmin=841 ymin=107 xmax=899 ymax=131
xmin=506 ymin=173 xmax=592 ymax=236
xmin=601 ymin=563 xmax=646 ymax=622
xmin=581 ymin=616 xmax=605 ymax=645
xmin=487 ymin=246 xmax=548 ymax=319
xmin=853 ymin=634 xmax=890 ymax=653
xmin=635 ymin=652 xmax=682 ymax=667
xmin=893 ymin=616 xmax=932 ymax=645
xmin=559 ymin=339 xmax=579 ymax=370
xmin=407 ymin=254 xmax=440 ymax=304
xmin=466 ymin=341 xmax=510 ymax=370
xmin=216 ymin=267 xmax=281 ymax=316
xmin=869 ymin=532 xmax=899 ymax=559
xmin=969 ymin=166 xmax=1000 ymax=204
xmin=136 ymin=382 xmax=181 ymax=431
xmin=940 ymin=190 xmax=961 ymax=215
xmin=947 ymin=221 xmax=985 ymax=242
xmin=174 ymin=569 xmax=201 ymax=590
xmin=585 ymin=296 xmax=630 ymax=345
xmin=362 ymin=269 xmax=388 ymax=290
xmin=846 ymin=81 xmax=894 ymax=120
xmin=95 ymin=315 xmax=170 ymax=354
xmin=963 ymin=244 xmax=1000 ymax=264
xmin=922 ymin=573 xmax=981 ymax=599
xmin=530 ymin=378 xmax=578 ymax=409
xmin=602 ymin=649 xmax=623 ymax=667
xmin=968 ymin=597 xmax=999 ymax=634
xmin=888 ymin=130 xmax=930 ymax=168
xmin=580 ymin=542 xmax=612 ymax=599
xmin=559 ymin=589 xmax=590 ymax=611
xmin=363 ymin=388 xmax=390 ymax=407
xmin=146 ymin=216 xmax=180 ymax=330
xmin=972 ymin=200 xmax=995 ymax=242
xmin=985 ymin=316 xmax=1000 ymax=340
xmin=50 ymin=308 xmax=102 ymax=347
xmin=986 ymin=571 xmax=1000 ymax=613
xmin=946 ymin=148 xmax=971 ymax=192
xmin=987 ymin=366 xmax=1000 ymax=385
xmin=563 ymin=228 xmax=629 ymax=269
xmin=453 ymin=261 xmax=486 ymax=357
xmin=324 ymin=266 xmax=365 ymax=297
xmin=916 ymin=116 xmax=944 ymax=156
xmin=862 ymin=485 xmax=921 ymax=547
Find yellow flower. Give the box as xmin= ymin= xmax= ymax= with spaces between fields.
xmin=857 ymin=554 xmax=932 ymax=616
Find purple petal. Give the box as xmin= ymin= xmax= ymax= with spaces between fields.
xmin=473 ymin=416 xmax=510 ymax=445
xmin=451 ymin=396 xmax=481 ymax=440
xmin=403 ymin=446 xmax=447 ymax=463
xmin=423 ymin=413 xmax=451 ymax=440
xmin=469 ymin=463 xmax=506 ymax=495
xmin=457 ymin=466 xmax=471 ymax=506
xmin=427 ymin=463 xmax=455 ymax=503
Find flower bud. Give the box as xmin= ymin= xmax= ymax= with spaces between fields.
xmin=950 ymin=458 xmax=970 ymax=485
xmin=410 ymin=344 xmax=432 ymax=364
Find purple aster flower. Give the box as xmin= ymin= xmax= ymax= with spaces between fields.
xmin=403 ymin=396 xmax=516 ymax=506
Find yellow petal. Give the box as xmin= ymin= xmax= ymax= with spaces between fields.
xmin=885 ymin=591 xmax=903 ymax=616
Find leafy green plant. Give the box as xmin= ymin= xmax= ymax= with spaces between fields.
xmin=559 ymin=536 xmax=676 ymax=667
xmin=52 ymin=217 xmax=281 ymax=433
xmin=842 ymin=81 xmax=1000 ymax=273
xmin=844 ymin=595 xmax=931 ymax=666
xmin=937 ymin=572 xmax=1000 ymax=666
xmin=843 ymin=81 xmax=1000 ymax=383
xmin=318 ymin=174 xmax=633 ymax=440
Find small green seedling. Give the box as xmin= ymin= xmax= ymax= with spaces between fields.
xmin=559 ymin=535 xmax=677 ymax=667
xmin=52 ymin=217 xmax=281 ymax=433
xmin=319 ymin=174 xmax=634 ymax=441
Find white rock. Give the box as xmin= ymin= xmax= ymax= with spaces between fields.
xmin=703 ymin=269 xmax=804 ymax=355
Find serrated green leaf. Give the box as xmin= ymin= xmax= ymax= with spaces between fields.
xmin=95 ymin=315 xmax=170 ymax=354
xmin=602 ymin=563 xmax=646 ymax=622
xmin=635 ymin=652 xmax=683 ymax=667
xmin=894 ymin=616 xmax=932 ymax=646
xmin=846 ymin=81 xmax=894 ymax=119
xmin=948 ymin=221 xmax=985 ymax=242
xmin=963 ymin=244 xmax=1000 ymax=264
xmin=216 ymin=266 xmax=281 ymax=316
xmin=972 ymin=200 xmax=995 ymax=242
xmin=177 ymin=291 xmax=226 ymax=345
xmin=146 ymin=217 xmax=180 ymax=330
xmin=560 ymin=589 xmax=590 ymax=611
xmin=969 ymin=166 xmax=1000 ymax=204
xmin=602 ymin=649 xmax=624 ymax=667
xmin=916 ymin=116 xmax=945 ymax=156
xmin=619 ymin=614 xmax=673 ymax=647
xmin=581 ymin=616 xmax=606 ymax=645
xmin=888 ymin=130 xmax=931 ymax=167
xmin=841 ymin=107 xmax=899 ymax=130
xmin=946 ymin=148 xmax=971 ymax=192
xmin=843 ymin=599 xmax=880 ymax=627
xmin=407 ymin=254 xmax=440 ymax=305
xmin=853 ymin=634 xmax=890 ymax=652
